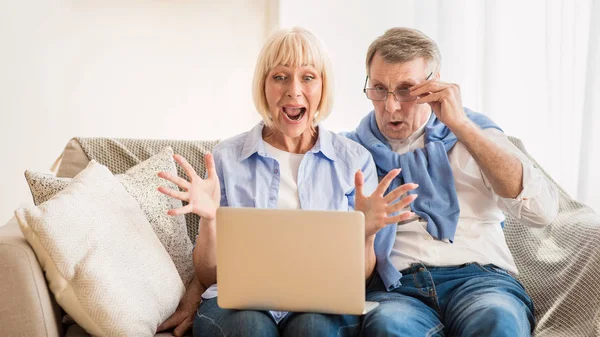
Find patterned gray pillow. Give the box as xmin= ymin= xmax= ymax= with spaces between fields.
xmin=25 ymin=146 xmax=195 ymax=287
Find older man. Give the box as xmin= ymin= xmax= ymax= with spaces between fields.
xmin=345 ymin=27 xmax=559 ymax=337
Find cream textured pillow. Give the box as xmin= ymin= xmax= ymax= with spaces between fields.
xmin=15 ymin=161 xmax=186 ymax=337
xmin=25 ymin=146 xmax=195 ymax=286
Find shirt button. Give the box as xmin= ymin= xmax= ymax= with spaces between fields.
xmin=274 ymin=169 xmax=279 ymax=174
xmin=423 ymin=235 xmax=431 ymax=241
xmin=269 ymin=196 xmax=275 ymax=201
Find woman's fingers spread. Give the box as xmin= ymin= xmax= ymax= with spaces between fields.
xmin=158 ymin=171 xmax=191 ymax=190
xmin=158 ymin=186 xmax=188 ymax=202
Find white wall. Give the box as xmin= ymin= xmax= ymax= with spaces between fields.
xmin=2 ymin=1 xmax=598 ymax=222
xmin=280 ymin=0 xmax=600 ymax=212
xmin=0 ymin=0 xmax=274 ymax=222
xmin=279 ymin=1 xmax=484 ymax=138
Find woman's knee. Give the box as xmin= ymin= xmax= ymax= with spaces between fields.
xmin=281 ymin=313 xmax=360 ymax=337
xmin=193 ymin=299 xmax=278 ymax=337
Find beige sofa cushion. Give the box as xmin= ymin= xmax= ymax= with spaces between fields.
xmin=25 ymin=147 xmax=195 ymax=286
xmin=15 ymin=161 xmax=186 ymax=337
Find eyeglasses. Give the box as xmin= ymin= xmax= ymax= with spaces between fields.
xmin=363 ymin=72 xmax=433 ymax=102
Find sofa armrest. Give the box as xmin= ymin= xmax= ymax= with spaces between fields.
xmin=0 ymin=216 xmax=63 ymax=337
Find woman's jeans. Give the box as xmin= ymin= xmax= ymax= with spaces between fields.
xmin=193 ymin=297 xmax=360 ymax=337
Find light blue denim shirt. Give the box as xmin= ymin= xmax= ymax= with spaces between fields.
xmin=212 ymin=122 xmax=378 ymax=210
xmin=201 ymin=122 xmax=378 ymax=321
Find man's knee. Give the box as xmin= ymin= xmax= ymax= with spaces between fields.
xmin=473 ymin=304 xmax=532 ymax=336
xmin=452 ymin=296 xmax=532 ymax=337
xmin=361 ymin=302 xmax=443 ymax=337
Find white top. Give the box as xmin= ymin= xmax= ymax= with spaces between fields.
xmin=385 ymin=114 xmax=559 ymax=274
xmin=262 ymin=142 xmax=304 ymax=322
xmin=264 ymin=142 xmax=304 ymax=209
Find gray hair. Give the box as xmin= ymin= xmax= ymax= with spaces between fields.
xmin=366 ymin=27 xmax=441 ymax=75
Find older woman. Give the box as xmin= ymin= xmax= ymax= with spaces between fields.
xmin=158 ymin=27 xmax=418 ymax=337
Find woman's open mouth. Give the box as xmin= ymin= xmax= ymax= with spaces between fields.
xmin=282 ymin=106 xmax=306 ymax=123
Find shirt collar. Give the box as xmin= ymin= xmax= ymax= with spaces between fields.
xmin=309 ymin=126 xmax=337 ymax=162
xmin=239 ymin=122 xmax=268 ymax=161
xmin=238 ymin=122 xmax=337 ymax=162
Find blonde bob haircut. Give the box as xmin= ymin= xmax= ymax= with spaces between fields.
xmin=252 ymin=27 xmax=334 ymax=128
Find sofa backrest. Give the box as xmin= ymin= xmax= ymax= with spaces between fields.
xmin=55 ymin=136 xmax=600 ymax=336
xmin=56 ymin=137 xmax=219 ymax=243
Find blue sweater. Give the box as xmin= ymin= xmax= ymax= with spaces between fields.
xmin=344 ymin=107 xmax=502 ymax=290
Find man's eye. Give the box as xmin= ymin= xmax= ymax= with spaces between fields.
xmin=374 ymin=86 xmax=386 ymax=91
xmin=395 ymin=88 xmax=411 ymax=96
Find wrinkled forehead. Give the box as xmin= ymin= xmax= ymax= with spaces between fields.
xmin=369 ymin=56 xmax=430 ymax=85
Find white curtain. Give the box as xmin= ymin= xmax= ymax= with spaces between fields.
xmin=279 ymin=0 xmax=600 ymax=212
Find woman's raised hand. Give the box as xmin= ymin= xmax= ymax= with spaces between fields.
xmin=157 ymin=153 xmax=221 ymax=221
xmin=354 ymin=168 xmax=419 ymax=237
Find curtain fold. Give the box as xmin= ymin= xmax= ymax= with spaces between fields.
xmin=578 ymin=0 xmax=600 ymax=211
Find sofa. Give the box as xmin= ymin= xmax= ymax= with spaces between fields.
xmin=1 ymin=136 xmax=599 ymax=337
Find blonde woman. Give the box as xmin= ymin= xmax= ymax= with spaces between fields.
xmin=158 ymin=27 xmax=417 ymax=337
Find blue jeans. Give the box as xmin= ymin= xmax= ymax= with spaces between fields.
xmin=361 ymin=263 xmax=535 ymax=337
xmin=193 ymin=297 xmax=361 ymax=337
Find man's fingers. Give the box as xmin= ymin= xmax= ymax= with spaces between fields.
xmin=205 ymin=153 xmax=217 ymax=180
xmin=415 ymin=92 xmax=442 ymax=105
xmin=384 ymin=183 xmax=419 ymax=203
xmin=408 ymin=77 xmax=436 ymax=91
xmin=158 ymin=171 xmax=191 ymax=190
xmin=158 ymin=186 xmax=188 ymax=202
xmin=174 ymin=154 xmax=198 ymax=180
xmin=375 ymin=168 xmax=401 ymax=196
xmin=410 ymin=80 xmax=448 ymax=96
xmin=355 ymin=170 xmax=364 ymax=198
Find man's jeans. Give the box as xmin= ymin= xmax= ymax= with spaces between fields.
xmin=361 ymin=262 xmax=535 ymax=337
xmin=193 ymin=297 xmax=360 ymax=337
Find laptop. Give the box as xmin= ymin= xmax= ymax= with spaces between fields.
xmin=216 ymin=207 xmax=379 ymax=315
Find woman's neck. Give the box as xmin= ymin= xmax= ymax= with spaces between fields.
xmin=262 ymin=126 xmax=318 ymax=154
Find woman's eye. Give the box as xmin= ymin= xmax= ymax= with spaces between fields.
xmin=303 ymin=75 xmax=315 ymax=81
xmin=273 ymin=75 xmax=286 ymax=81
